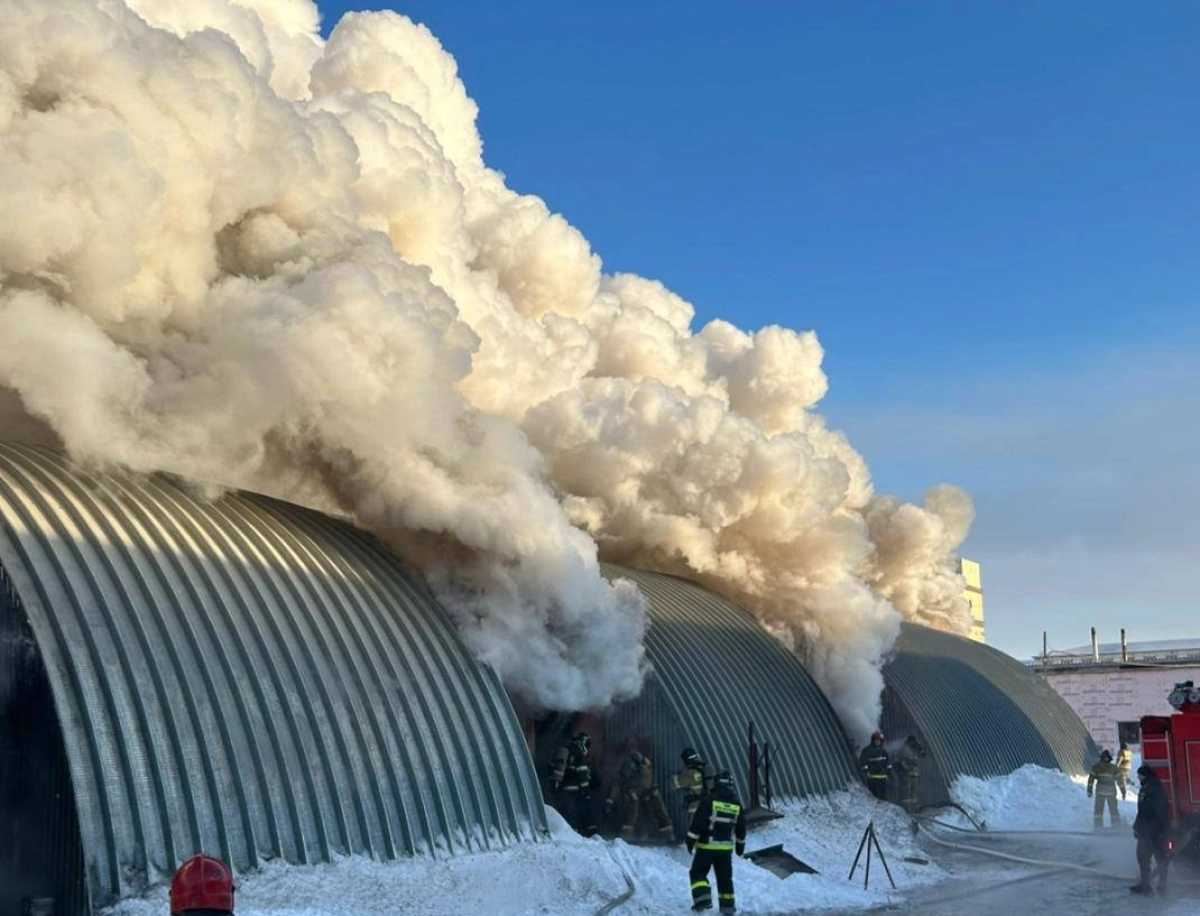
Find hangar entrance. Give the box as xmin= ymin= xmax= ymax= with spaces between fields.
xmin=1 ymin=570 xmax=86 ymax=916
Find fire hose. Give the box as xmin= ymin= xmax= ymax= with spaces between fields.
xmin=592 ymin=845 xmax=637 ymax=916
xmin=915 ymin=815 xmax=1200 ymax=889
xmin=915 ymin=820 xmax=1137 ymax=880
xmin=915 ymin=811 xmax=1098 ymax=839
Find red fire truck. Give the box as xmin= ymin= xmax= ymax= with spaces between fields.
xmin=1140 ymin=680 xmax=1200 ymax=865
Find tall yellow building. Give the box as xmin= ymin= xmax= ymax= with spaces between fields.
xmin=959 ymin=558 xmax=985 ymax=643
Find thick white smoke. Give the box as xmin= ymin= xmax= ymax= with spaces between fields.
xmin=0 ymin=0 xmax=972 ymax=735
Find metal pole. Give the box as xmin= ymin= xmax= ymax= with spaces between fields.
xmin=1091 ymin=627 xmax=1099 ymax=661
xmin=748 ymin=722 xmax=759 ymax=809
xmin=1121 ymin=628 xmax=1128 ymax=662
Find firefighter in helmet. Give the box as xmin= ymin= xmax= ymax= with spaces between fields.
xmin=858 ymin=731 xmax=891 ymax=801
xmin=170 ymin=854 xmax=235 ymax=916
xmin=686 ymin=771 xmax=746 ymax=914
xmin=1087 ymin=748 xmax=1126 ymax=828
xmin=1130 ymin=763 xmax=1170 ymax=895
xmin=894 ymin=734 xmax=925 ymax=813
xmin=672 ymin=747 xmax=715 ymax=825
xmin=549 ymin=731 xmax=598 ymax=835
xmin=605 ymin=751 xmax=674 ymax=840
xmin=1116 ymin=741 xmax=1134 ymax=784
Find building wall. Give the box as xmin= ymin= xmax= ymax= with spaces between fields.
xmin=959 ymin=558 xmax=985 ymax=644
xmin=1037 ymin=666 xmax=1200 ymax=751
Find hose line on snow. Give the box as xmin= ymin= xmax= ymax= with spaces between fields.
xmin=917 ymin=820 xmax=1200 ymax=890
xmin=592 ymin=846 xmax=637 ymax=916
xmin=914 ymin=812 xmax=1099 ymax=839
xmin=916 ymin=821 xmax=1137 ymax=881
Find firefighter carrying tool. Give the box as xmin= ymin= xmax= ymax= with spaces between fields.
xmin=686 ymin=771 xmax=747 ymax=914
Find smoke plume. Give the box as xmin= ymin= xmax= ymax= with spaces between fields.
xmin=0 ymin=0 xmax=972 ymax=736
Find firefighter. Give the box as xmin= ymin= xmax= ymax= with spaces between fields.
xmin=605 ymin=751 xmax=674 ymax=840
xmin=686 ymin=771 xmax=746 ymax=914
xmin=549 ymin=731 xmax=598 ymax=836
xmin=894 ymin=734 xmax=925 ymax=812
xmin=672 ymin=747 xmax=715 ymax=825
xmin=170 ymin=854 xmax=235 ymax=916
xmin=858 ymin=731 xmax=891 ymax=801
xmin=1087 ymin=749 xmax=1126 ymax=828
xmin=1116 ymin=741 xmax=1134 ymax=784
xmin=1130 ymin=763 xmax=1170 ymax=896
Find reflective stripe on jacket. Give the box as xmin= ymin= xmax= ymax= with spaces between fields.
xmin=859 ymin=744 xmax=891 ymax=778
xmin=687 ymin=793 xmax=747 ymax=856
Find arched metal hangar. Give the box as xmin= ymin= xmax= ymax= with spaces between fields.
xmin=0 ymin=443 xmax=546 ymax=914
xmin=881 ymin=622 xmax=1099 ymax=809
xmin=539 ymin=566 xmax=860 ymax=835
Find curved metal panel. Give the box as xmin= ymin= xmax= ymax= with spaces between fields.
xmin=602 ymin=566 xmax=859 ymax=802
xmin=0 ymin=443 xmax=547 ymax=910
xmin=882 ymin=623 xmax=1098 ymax=804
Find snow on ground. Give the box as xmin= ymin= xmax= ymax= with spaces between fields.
xmin=948 ymin=763 xmax=1138 ymax=832
xmin=105 ymin=767 xmax=1128 ymax=916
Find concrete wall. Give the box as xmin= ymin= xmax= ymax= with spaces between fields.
xmin=1038 ymin=666 xmax=1200 ymax=751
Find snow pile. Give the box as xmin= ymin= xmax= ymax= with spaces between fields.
xmin=949 ymin=764 xmax=1138 ymax=832
xmin=103 ymin=766 xmax=1170 ymax=916
xmin=104 ymin=791 xmax=941 ymax=916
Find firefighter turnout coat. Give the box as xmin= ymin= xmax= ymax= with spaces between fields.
xmin=686 ymin=788 xmax=747 ymax=914
xmin=1086 ymin=758 xmax=1126 ymax=828
xmin=858 ymin=741 xmax=891 ymax=800
xmin=672 ymin=761 xmax=714 ymax=820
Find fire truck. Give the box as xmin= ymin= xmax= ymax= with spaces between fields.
xmin=1139 ymin=680 xmax=1200 ymax=866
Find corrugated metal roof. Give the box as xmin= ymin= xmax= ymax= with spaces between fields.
xmin=0 ymin=443 xmax=546 ymax=910
xmin=882 ymin=623 xmax=1097 ymax=804
xmin=601 ymin=566 xmax=859 ymax=803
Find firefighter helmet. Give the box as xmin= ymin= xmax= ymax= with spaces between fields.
xmin=1100 ymin=749 xmax=1113 ymax=762
xmin=712 ymin=771 xmax=734 ymax=792
xmin=681 ymin=747 xmax=703 ymax=767
xmin=170 ymin=854 xmax=234 ymax=915
xmin=573 ymin=731 xmax=591 ymax=749
xmin=871 ymin=730 xmax=884 ymax=743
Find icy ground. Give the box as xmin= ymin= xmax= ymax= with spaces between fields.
xmin=106 ymin=765 xmax=1193 ymax=915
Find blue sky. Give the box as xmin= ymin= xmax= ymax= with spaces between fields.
xmin=317 ymin=2 xmax=1200 ymax=659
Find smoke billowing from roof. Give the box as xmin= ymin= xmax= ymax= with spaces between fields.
xmin=0 ymin=0 xmax=972 ymax=738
